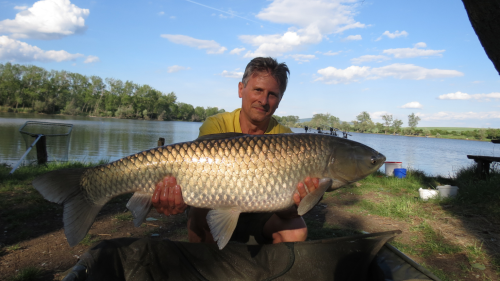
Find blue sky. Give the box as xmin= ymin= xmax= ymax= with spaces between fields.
xmin=1 ymin=0 xmax=499 ymax=127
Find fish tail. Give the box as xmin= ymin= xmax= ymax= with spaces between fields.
xmin=33 ymin=168 xmax=103 ymax=247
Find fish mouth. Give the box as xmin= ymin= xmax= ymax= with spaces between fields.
xmin=370 ymin=152 xmax=386 ymax=171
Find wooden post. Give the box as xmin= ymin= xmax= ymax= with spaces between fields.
xmin=36 ymin=135 xmax=47 ymax=165
xmin=158 ymin=138 xmax=165 ymax=147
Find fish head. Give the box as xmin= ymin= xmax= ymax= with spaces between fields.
xmin=327 ymin=138 xmax=386 ymax=183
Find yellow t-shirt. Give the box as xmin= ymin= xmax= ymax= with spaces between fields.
xmin=199 ymin=108 xmax=293 ymax=137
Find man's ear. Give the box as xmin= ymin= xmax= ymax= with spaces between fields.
xmin=238 ymin=82 xmax=244 ymax=98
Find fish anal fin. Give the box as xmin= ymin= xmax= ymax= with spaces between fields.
xmin=297 ymin=178 xmax=339 ymax=216
xmin=206 ymin=207 xmax=241 ymax=250
xmin=126 ymin=191 xmax=153 ymax=227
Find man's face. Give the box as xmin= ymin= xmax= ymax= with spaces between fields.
xmin=238 ymin=71 xmax=282 ymax=124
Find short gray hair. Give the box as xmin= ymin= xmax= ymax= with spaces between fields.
xmin=241 ymin=57 xmax=290 ymax=95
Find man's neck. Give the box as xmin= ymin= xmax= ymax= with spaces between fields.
xmin=239 ymin=111 xmax=269 ymax=135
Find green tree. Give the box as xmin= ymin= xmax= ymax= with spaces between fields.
xmin=355 ymin=111 xmax=373 ymax=133
xmin=408 ymin=113 xmax=421 ymax=134
xmin=193 ymin=106 xmax=206 ymax=121
xmin=381 ymin=114 xmax=393 ymax=134
xmin=392 ymin=119 xmax=403 ymax=134
xmin=177 ymin=102 xmax=194 ymax=121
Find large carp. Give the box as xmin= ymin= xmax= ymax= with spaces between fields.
xmin=33 ymin=133 xmax=385 ymax=249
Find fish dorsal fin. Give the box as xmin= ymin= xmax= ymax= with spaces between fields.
xmin=195 ymin=133 xmax=245 ymax=142
xmin=126 ymin=191 xmax=152 ymax=227
xmin=297 ymin=178 xmax=336 ymax=216
xmin=206 ymin=207 xmax=241 ymax=250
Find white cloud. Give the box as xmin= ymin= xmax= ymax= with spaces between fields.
xmin=241 ymin=0 xmax=365 ymax=57
xmin=0 ymin=35 xmax=83 ymax=62
xmin=14 ymin=6 xmax=28 ymax=10
xmin=342 ymin=34 xmax=361 ymax=41
xmin=437 ymin=91 xmax=470 ymax=100
xmin=322 ymin=50 xmax=341 ymax=56
xmin=400 ymin=101 xmax=423 ymax=109
xmin=383 ymin=42 xmax=445 ymax=58
xmin=0 ymin=0 xmax=89 ymax=40
xmin=170 ymin=16 xmax=176 ymax=19
xmin=158 ymin=11 xmax=164 ymax=16
xmin=84 ymin=55 xmax=99 ymax=63
xmin=229 ymin=47 xmax=246 ymax=55
xmin=315 ymin=63 xmax=463 ymax=84
xmin=376 ymin=30 xmax=408 ymax=41
xmin=219 ymin=70 xmax=244 ymax=79
xmin=167 ymin=65 xmax=191 ymax=73
xmin=161 ymin=34 xmax=227 ymax=54
xmin=287 ymin=54 xmax=316 ymax=63
xmin=438 ymin=91 xmax=500 ymax=101
xmin=418 ymin=111 xmax=500 ymax=121
xmin=371 ymin=111 xmax=392 ymax=120
xmin=351 ymin=55 xmax=390 ymax=64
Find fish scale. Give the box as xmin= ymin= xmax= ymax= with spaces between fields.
xmin=33 ymin=133 xmax=385 ymax=249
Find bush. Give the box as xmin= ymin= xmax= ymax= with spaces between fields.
xmin=115 ymin=105 xmax=135 ymax=119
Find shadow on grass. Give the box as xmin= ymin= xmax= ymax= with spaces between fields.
xmin=0 ymin=161 xmax=132 ymax=247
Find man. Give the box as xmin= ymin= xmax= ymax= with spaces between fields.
xmin=152 ymin=57 xmax=319 ymax=245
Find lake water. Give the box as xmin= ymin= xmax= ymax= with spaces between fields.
xmin=1 ymin=112 xmax=498 ymax=177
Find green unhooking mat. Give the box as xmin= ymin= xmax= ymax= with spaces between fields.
xmin=61 ymin=230 xmax=439 ymax=281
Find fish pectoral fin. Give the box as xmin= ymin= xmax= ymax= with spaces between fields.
xmin=326 ymin=179 xmax=348 ymax=192
xmin=126 ymin=191 xmax=153 ymax=227
xmin=297 ymin=178 xmax=333 ymax=216
xmin=206 ymin=207 xmax=241 ymax=250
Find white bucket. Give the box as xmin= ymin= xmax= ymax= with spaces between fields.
xmin=385 ymin=162 xmax=402 ymax=176
xmin=437 ymin=185 xmax=459 ymax=199
xmin=419 ymin=188 xmax=439 ymax=201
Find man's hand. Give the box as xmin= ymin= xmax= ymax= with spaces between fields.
xmin=293 ymin=176 xmax=320 ymax=207
xmin=275 ymin=176 xmax=320 ymax=220
xmin=152 ymin=176 xmax=188 ymax=216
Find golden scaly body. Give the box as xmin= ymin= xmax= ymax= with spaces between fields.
xmin=81 ymin=134 xmax=329 ymax=212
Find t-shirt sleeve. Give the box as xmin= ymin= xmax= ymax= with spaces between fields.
xmin=198 ymin=116 xmax=223 ymax=137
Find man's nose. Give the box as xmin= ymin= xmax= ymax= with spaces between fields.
xmin=257 ymin=91 xmax=269 ymax=105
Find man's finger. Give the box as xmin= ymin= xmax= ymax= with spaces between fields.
xmin=174 ymin=185 xmax=185 ymax=212
xmin=160 ymin=184 xmax=169 ymax=205
xmin=168 ymin=185 xmax=175 ymax=207
xmin=304 ymin=177 xmax=314 ymax=192
xmin=312 ymin=178 xmax=319 ymax=189
xmin=297 ymin=182 xmax=307 ymax=199
xmin=152 ymin=182 xmax=163 ymax=206
xmin=293 ymin=192 xmax=301 ymax=206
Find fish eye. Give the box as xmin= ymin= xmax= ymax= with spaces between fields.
xmin=371 ymin=157 xmax=377 ymax=165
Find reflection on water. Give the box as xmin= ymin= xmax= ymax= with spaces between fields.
xmin=0 ymin=112 xmax=201 ymax=165
xmin=1 ymin=112 xmax=498 ymax=176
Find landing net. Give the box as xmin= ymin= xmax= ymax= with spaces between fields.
xmin=19 ymin=121 xmax=73 ymax=164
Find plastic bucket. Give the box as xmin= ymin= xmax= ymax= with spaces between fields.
xmin=385 ymin=162 xmax=402 ymax=176
xmin=419 ymin=188 xmax=439 ymax=201
xmin=437 ymin=185 xmax=459 ymax=199
xmin=394 ymin=168 xmax=406 ymax=178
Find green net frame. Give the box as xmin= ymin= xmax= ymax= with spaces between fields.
xmin=19 ymin=121 xmax=73 ymax=164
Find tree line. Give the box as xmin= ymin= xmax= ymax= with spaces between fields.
xmin=275 ymin=111 xmax=499 ymax=141
xmin=0 ymin=63 xmax=225 ymax=121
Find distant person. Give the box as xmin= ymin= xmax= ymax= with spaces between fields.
xmin=305 ymin=125 xmax=308 ymax=133
xmin=317 ymin=127 xmax=322 ymax=134
xmin=152 ymin=57 xmax=320 ymax=246
xmin=329 ymin=127 xmax=334 ymax=135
